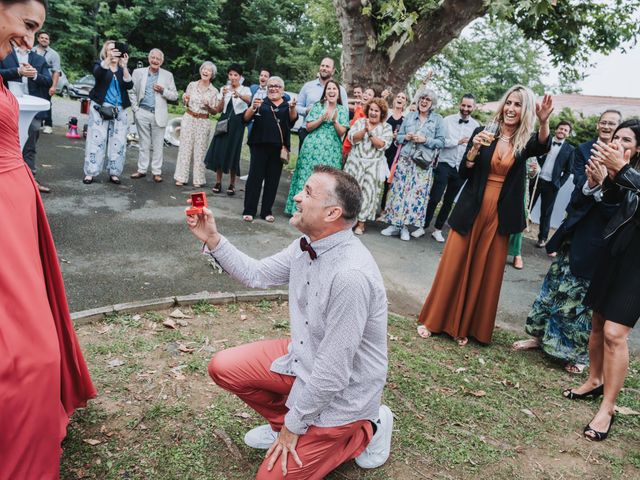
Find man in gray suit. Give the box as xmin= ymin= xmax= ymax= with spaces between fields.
xmin=129 ymin=48 xmax=178 ymax=182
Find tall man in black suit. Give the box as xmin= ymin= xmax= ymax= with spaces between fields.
xmin=530 ymin=121 xmax=574 ymax=247
xmin=0 ymin=45 xmax=52 ymax=192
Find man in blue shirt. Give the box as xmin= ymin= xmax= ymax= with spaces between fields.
xmin=295 ymin=58 xmax=348 ymax=151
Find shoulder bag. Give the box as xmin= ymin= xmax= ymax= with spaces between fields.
xmin=272 ymin=106 xmax=289 ymax=164
xmin=213 ymin=118 xmax=228 ymax=136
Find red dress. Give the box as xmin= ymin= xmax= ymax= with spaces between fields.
xmin=0 ymin=77 xmax=96 ymax=479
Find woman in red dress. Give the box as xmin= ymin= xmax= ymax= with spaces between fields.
xmin=0 ymin=1 xmax=96 ymax=478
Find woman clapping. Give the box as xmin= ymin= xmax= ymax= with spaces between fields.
xmin=564 ymin=120 xmax=640 ymax=441
xmin=345 ymin=98 xmax=393 ymax=235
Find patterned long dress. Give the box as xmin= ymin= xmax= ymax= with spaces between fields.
xmin=380 ymin=111 xmax=445 ymax=228
xmin=173 ymin=81 xmax=218 ymax=186
xmin=285 ymin=103 xmax=350 ymax=214
xmin=344 ymin=119 xmax=393 ymax=222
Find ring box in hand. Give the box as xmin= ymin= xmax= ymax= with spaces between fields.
xmin=186 ymin=192 xmax=207 ymax=216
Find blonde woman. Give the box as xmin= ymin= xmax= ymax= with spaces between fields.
xmin=417 ymin=85 xmax=553 ymax=345
xmin=173 ymin=61 xmax=220 ymax=187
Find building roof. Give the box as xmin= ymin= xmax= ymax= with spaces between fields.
xmin=480 ymin=94 xmax=640 ymax=118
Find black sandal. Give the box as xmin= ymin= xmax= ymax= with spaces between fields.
xmin=109 ymin=175 xmax=121 ymax=185
xmin=584 ymin=414 xmax=614 ymax=441
xmin=227 ymin=184 xmax=235 ymax=196
xmin=563 ymin=384 xmax=603 ymax=400
xmin=82 ymin=176 xmax=93 ymax=184
xmin=212 ymin=182 xmax=222 ymax=193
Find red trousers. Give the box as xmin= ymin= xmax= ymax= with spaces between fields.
xmin=208 ymin=338 xmax=373 ymax=480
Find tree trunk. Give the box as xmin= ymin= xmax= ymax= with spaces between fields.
xmin=334 ymin=0 xmax=488 ymax=95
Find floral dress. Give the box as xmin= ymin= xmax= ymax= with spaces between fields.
xmin=173 ymin=81 xmax=219 ymax=185
xmin=285 ymin=103 xmax=350 ymax=215
xmin=380 ymin=111 xmax=445 ymax=228
xmin=344 ymin=119 xmax=393 ymax=222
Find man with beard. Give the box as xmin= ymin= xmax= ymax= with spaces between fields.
xmin=530 ymin=121 xmax=575 ymax=248
xmin=295 ymin=58 xmax=348 ymax=150
xmin=187 ymin=166 xmax=392 ymax=479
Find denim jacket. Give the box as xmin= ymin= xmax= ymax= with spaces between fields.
xmin=396 ymin=110 xmax=445 ymax=158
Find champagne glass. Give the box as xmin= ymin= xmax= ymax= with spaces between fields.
xmin=480 ymin=120 xmax=498 ymax=146
xmin=253 ymin=89 xmax=266 ymax=117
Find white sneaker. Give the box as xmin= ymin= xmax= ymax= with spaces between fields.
xmin=42 ymin=126 xmax=53 ymax=134
xmin=411 ymin=227 xmax=426 ymax=238
xmin=431 ymin=230 xmax=445 ymax=243
xmin=380 ymin=225 xmax=401 ymax=237
xmin=400 ymin=227 xmax=410 ymax=241
xmin=243 ymin=424 xmax=278 ymax=449
xmin=355 ymin=405 xmax=393 ymax=469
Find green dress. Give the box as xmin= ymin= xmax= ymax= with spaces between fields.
xmin=285 ymin=103 xmax=350 ymax=215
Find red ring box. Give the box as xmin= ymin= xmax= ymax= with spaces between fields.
xmin=186 ymin=192 xmax=208 ymax=216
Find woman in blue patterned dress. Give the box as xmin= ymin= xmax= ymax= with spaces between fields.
xmin=284 ymin=80 xmax=349 ymax=215
xmin=380 ymin=88 xmax=445 ymax=241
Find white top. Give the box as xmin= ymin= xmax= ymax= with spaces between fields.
xmin=221 ymin=85 xmax=251 ymax=115
xmin=439 ymin=113 xmax=480 ymax=168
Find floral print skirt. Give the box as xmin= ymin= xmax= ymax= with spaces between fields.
xmin=380 ymin=156 xmax=433 ymax=228
xmin=525 ymin=244 xmax=592 ymax=365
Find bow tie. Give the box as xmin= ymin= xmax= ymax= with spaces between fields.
xmin=458 ymin=119 xmax=469 ymax=124
xmin=300 ymin=237 xmax=317 ymax=260
xmin=552 ymin=141 xmax=562 ymax=146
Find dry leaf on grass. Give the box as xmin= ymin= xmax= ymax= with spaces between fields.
xmin=235 ymin=412 xmax=252 ymax=419
xmin=107 ymin=358 xmax=125 ymax=368
xmin=97 ymin=325 xmax=112 ymax=334
xmin=455 ymin=367 xmax=467 ymax=374
xmin=615 ymin=406 xmax=640 ymax=415
xmin=163 ymin=319 xmax=177 ymax=329
xmin=82 ymin=439 xmax=102 ymax=446
xmin=521 ymin=408 xmax=535 ymax=418
xmin=240 ymin=314 xmax=248 ymax=321
xmin=169 ymin=308 xmax=192 ymax=319
xmin=177 ymin=343 xmax=195 ymax=353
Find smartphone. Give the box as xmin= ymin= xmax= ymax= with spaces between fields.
xmin=114 ymin=42 xmax=129 ymax=56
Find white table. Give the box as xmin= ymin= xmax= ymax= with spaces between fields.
xmin=16 ymin=94 xmax=50 ymax=149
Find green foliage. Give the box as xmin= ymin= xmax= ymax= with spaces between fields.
xmin=428 ymin=19 xmax=548 ymax=104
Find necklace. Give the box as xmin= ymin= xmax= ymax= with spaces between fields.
xmin=499 ymin=133 xmax=514 ymax=142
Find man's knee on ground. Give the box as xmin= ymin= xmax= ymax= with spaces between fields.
xmin=208 ymin=350 xmax=233 ymax=386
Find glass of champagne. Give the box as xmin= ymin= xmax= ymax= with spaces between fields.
xmin=254 ymin=89 xmax=265 ymax=117
xmin=480 ymin=120 xmax=498 ymax=146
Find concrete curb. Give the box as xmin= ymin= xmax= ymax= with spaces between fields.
xmin=70 ymin=290 xmax=289 ymax=325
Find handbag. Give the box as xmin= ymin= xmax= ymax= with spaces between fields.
xmin=410 ymin=146 xmax=438 ymax=170
xmin=95 ymin=104 xmax=119 ymax=121
xmin=213 ymin=118 xmax=229 ymax=136
xmin=272 ymin=106 xmax=289 ymax=165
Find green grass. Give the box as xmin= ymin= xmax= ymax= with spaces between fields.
xmin=191 ymin=300 xmax=219 ymax=316
xmin=62 ymin=305 xmax=640 ymax=479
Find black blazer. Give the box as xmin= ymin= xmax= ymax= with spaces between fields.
xmin=89 ymin=61 xmax=133 ymax=109
xmin=536 ymin=141 xmax=574 ymax=189
xmin=449 ymin=127 xmax=550 ymax=235
xmin=571 ymin=139 xmax=595 ymax=191
xmin=0 ymin=50 xmax=52 ymax=99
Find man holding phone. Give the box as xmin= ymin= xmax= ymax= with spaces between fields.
xmin=129 ymin=48 xmax=178 ymax=183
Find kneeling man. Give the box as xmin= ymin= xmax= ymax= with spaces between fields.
xmin=187 ymin=165 xmax=392 ymax=479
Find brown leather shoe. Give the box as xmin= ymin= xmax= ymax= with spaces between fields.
xmin=153 ymin=175 xmax=163 ymax=183
xmin=130 ymin=172 xmax=146 ymax=179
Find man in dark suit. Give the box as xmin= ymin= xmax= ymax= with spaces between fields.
xmin=0 ymin=46 xmax=52 ymax=192
xmin=530 ymin=121 xmax=574 ymax=247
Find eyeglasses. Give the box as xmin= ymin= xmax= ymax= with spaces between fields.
xmin=267 ymin=85 xmax=282 ymax=90
xmin=598 ymin=121 xmax=618 ymax=127
xmin=420 ymin=97 xmax=432 ymax=102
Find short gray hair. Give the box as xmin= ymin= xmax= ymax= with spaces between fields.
xmin=200 ymin=61 xmax=217 ymax=78
xmin=148 ymin=48 xmax=164 ymax=60
xmin=267 ymin=76 xmax=284 ymax=89
xmin=413 ymin=87 xmax=438 ymax=109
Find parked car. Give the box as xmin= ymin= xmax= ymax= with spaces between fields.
xmin=55 ymin=70 xmax=69 ymax=97
xmin=69 ymin=74 xmax=95 ymax=99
